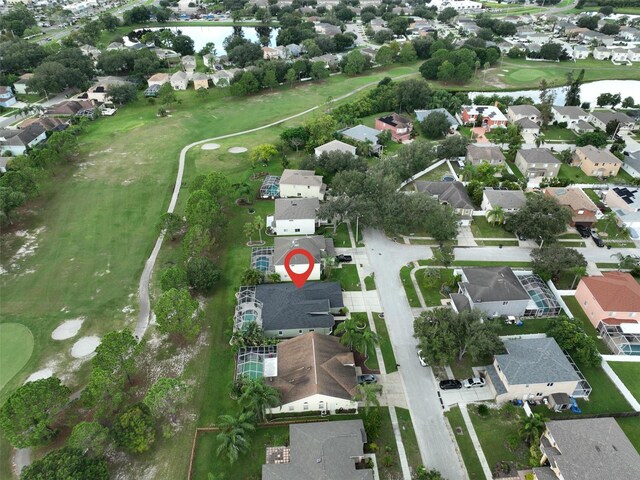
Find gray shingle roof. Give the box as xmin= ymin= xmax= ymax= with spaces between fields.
xmin=415 ymin=181 xmax=474 ymax=210
xmin=544 ymin=418 xmax=640 ymax=480
xmin=591 ymin=110 xmax=635 ymax=126
xmin=414 ymin=108 xmax=460 ymax=127
xmin=483 ymin=190 xmax=526 ymax=210
xmin=254 ymin=282 xmax=343 ymax=331
xmin=339 ymin=125 xmax=381 ymax=144
xmin=510 ymin=105 xmax=541 ymax=117
xmin=262 ymin=420 xmax=373 ymax=480
xmin=466 ymin=144 xmax=505 ymax=163
xmin=624 ymin=151 xmax=640 ymax=173
xmin=280 ymin=169 xmax=324 ymax=188
xmin=515 ymin=118 xmax=540 ymax=130
xmin=274 ymin=198 xmax=319 ymax=221
xmin=315 ymin=140 xmax=357 ymax=155
xmin=552 ymin=106 xmax=587 ymax=119
xmin=496 ymin=337 xmax=580 ymax=385
xmin=461 ymin=267 xmax=530 ymax=303
xmin=273 ymin=236 xmax=335 ymax=266
xmin=517 ymin=148 xmax=560 ymax=165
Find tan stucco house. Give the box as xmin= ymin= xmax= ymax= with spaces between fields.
xmin=572 ymin=145 xmax=622 ymax=177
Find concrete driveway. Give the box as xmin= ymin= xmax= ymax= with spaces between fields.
xmin=363 ymin=229 xmax=467 ymax=480
xmin=440 ymin=386 xmax=495 ymax=409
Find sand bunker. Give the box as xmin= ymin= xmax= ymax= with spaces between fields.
xmin=25 ymin=369 xmax=53 ymax=383
xmin=201 ymin=143 xmax=221 ymax=150
xmin=51 ymin=318 xmax=84 ymax=340
xmin=71 ymin=336 xmax=101 ymax=358
xmin=228 ymin=147 xmax=248 ymax=154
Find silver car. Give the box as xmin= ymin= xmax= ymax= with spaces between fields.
xmin=462 ymin=377 xmax=486 ymax=388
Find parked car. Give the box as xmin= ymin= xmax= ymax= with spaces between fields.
xmin=462 ymin=377 xmax=486 ymax=388
xmin=357 ymin=374 xmax=377 ymax=385
xmin=576 ymin=225 xmax=591 ymax=238
xmin=591 ymin=232 xmax=605 ymax=247
xmin=439 ymin=379 xmax=462 ymax=390
xmin=336 ymin=254 xmax=353 ymax=263
xmin=516 ymin=232 xmax=527 ymax=241
xmin=417 ymin=349 xmax=427 ymax=367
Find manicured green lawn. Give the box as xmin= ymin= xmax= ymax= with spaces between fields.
xmin=449 ymin=353 xmax=493 ymax=379
xmin=364 ymin=275 xmax=376 ymax=290
xmin=415 ymin=268 xmax=455 ymax=307
xmin=373 ymin=313 xmax=398 ymax=374
xmin=494 ymin=317 xmax=551 ymax=336
xmin=573 ymin=361 xmax=632 ymax=414
xmin=475 ymin=240 xmax=520 ymax=246
xmin=414 ymin=163 xmax=453 ymax=182
xmin=594 ymin=217 xmax=630 ymax=241
xmin=583 ymin=188 xmax=602 ymax=205
xmin=562 ymin=297 xmax=610 ymax=354
xmin=396 ymin=407 xmax=423 ymax=471
xmin=559 ymin=164 xmax=636 ymax=185
xmin=540 ymin=126 xmax=576 ymax=142
xmin=608 ymin=362 xmax=640 ymax=403
xmin=400 ymin=266 xmax=421 ymax=308
xmin=617 ymin=417 xmax=640 ymax=454
xmin=445 ymin=406 xmax=486 ymax=480
xmin=508 ymin=162 xmax=525 ymax=180
xmin=328 ymin=222 xmax=353 ymax=248
xmin=471 ymin=217 xmax=516 ymax=239
xmin=469 ymin=406 xmax=530 ymax=472
xmin=0 ymin=323 xmax=34 ymax=391
xmin=328 ymin=264 xmax=361 ymax=291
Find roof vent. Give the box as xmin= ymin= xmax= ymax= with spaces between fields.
xmin=316 ymin=458 xmax=322 ymax=463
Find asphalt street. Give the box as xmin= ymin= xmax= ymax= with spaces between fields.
xmin=363 ymin=229 xmax=467 ymax=480
xmin=453 ymin=245 xmax=640 ymax=263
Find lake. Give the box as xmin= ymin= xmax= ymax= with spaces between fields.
xmin=134 ymin=26 xmax=280 ymax=54
xmin=469 ymin=80 xmax=640 ymax=105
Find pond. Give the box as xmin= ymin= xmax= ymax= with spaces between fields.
xmin=469 ymin=80 xmax=640 ymax=105
xmin=134 ymin=26 xmax=280 ymax=54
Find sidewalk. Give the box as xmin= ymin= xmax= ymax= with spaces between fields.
xmin=459 ymin=404 xmax=493 ymax=480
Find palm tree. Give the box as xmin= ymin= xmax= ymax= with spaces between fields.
xmin=570 ymin=265 xmax=587 ymax=289
xmin=239 ymin=378 xmax=281 ymax=423
xmin=353 ymin=383 xmax=383 ymax=414
xmin=335 ymin=318 xmax=359 ymax=350
xmin=486 ymin=206 xmax=505 ymax=225
xmin=216 ymin=413 xmax=255 ymax=464
xmin=611 ymin=252 xmax=640 ymax=271
xmin=519 ymin=413 xmax=547 ymax=445
xmin=460 ymin=163 xmax=476 ymax=181
xmin=602 ymin=211 xmax=618 ymax=233
xmin=358 ymin=329 xmax=381 ymax=358
xmin=253 ymin=215 xmax=264 ymax=243
xmin=243 ymin=222 xmax=254 ymax=244
xmin=267 ymin=272 xmax=281 ymax=283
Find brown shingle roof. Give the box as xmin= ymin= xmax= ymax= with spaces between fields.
xmin=268 ymin=333 xmax=357 ymax=405
xmin=580 ymin=272 xmax=640 ymax=312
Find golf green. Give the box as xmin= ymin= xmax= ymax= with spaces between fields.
xmin=0 ymin=323 xmax=34 ymax=391
xmin=508 ymin=68 xmax=546 ymax=83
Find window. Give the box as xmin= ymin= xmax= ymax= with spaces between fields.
xmin=578 ymin=210 xmax=584 ymax=215
xmin=319 ymin=401 xmax=325 ymax=410
xmin=278 ymin=331 xmax=283 ymax=336
xmin=503 ymin=301 xmax=509 ymax=305
xmin=298 ymin=329 xmax=303 ymax=334
xmin=583 ymin=300 xmax=587 ymax=306
xmin=309 ymin=329 xmax=315 ymax=332
xmin=288 ymin=405 xmax=294 ymax=412
xmin=303 ymin=402 xmax=309 ymax=411
xmin=295 ymin=228 xmax=300 ymax=233
xmin=536 ymin=392 xmax=543 ymax=397
xmin=546 ymin=382 xmax=554 ymax=387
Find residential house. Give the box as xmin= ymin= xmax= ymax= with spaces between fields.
xmin=611 ymin=48 xmax=629 ymax=63
xmin=338 ymin=125 xmax=382 ymax=154
xmin=154 ymin=48 xmax=181 ymax=62
xmin=0 ymin=86 xmax=16 ymax=108
xmin=573 ymin=120 xmax=595 ymax=134
xmin=360 ymin=48 xmax=378 ymax=61
xmin=314 ymin=139 xmax=357 ymax=157
xmin=544 ymin=187 xmax=599 ymax=227
xmin=551 ymin=105 xmax=589 ymax=128
xmin=374 ymin=113 xmax=413 ymax=143
xmin=516 ymin=118 xmax=541 ymax=135
xmin=572 ymin=145 xmax=622 ymax=177
xmin=415 ymin=108 xmax=460 ymax=132
xmin=485 ymin=337 xmax=581 ymax=404
xmin=581 ymin=30 xmax=613 ymax=46
xmin=628 ymin=48 xmax=640 ymax=62
xmin=106 ymin=41 xmax=124 ymax=51
xmin=369 ymin=18 xmax=386 ymax=33
xmin=315 ymin=23 xmax=341 ymax=36
xmin=192 ymin=73 xmax=209 ymax=90
xmin=465 ymin=144 xmax=505 ymax=166
xmin=415 ymin=181 xmax=474 ymax=224
xmin=12 ymin=73 xmax=33 ymax=95
xmin=147 ymin=73 xmax=170 ymax=88
xmin=45 ymin=100 xmax=95 ymax=117
xmin=202 ymin=53 xmax=216 ymax=68
xmin=592 ymin=46 xmax=611 ymax=60
xmin=86 ymin=77 xmax=130 ymax=102
xmin=269 ymin=198 xmax=320 ymax=236
xmin=481 ymin=190 xmax=526 ymax=213
xmin=273 ymin=236 xmax=334 ymax=282
xmin=0 ymin=125 xmax=47 ymax=156
xmin=211 ymin=70 xmax=234 ymax=87
xmin=622 ymin=151 xmax=640 ymax=178
xmin=170 ymin=71 xmax=189 ymax=90
xmin=265 ymin=333 xmax=357 ymax=414
xmin=572 ymin=45 xmax=589 ymax=59
xmin=181 ymin=55 xmax=196 ymax=73
xmin=0 ymin=157 xmax=9 ymax=174
xmin=460 ymin=105 xmax=508 ymax=130
xmin=515 ymin=148 xmax=561 ymax=179
xmin=285 ymin=44 xmax=302 ymax=58
xmin=430 ymin=0 xmax=482 ymax=13
xmin=262 ymin=420 xmax=372 ymax=479
xmin=17 ymin=117 xmax=68 ymax=133
xmin=508 ymin=105 xmax=542 ymax=125
xmin=262 ymin=46 xmax=286 ymax=60
xmin=279 ymin=169 xmax=326 ymax=200
xmin=310 ymin=54 xmax=340 ymax=68
xmin=589 ymin=110 xmax=636 ymax=133
xmin=451 ymin=267 xmax=531 ymax=317
xmin=535 ymin=418 xmax=640 ymax=480
xmin=80 ymin=44 xmax=101 ymax=60
xmin=606 ymin=186 xmax=640 ymax=213
xmin=249 ymin=282 xmax=344 ymax=337
xmin=620 ymin=26 xmax=640 ymax=41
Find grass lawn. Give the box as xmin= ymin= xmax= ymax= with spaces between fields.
xmin=449 ymin=353 xmax=493 ymax=379
xmin=373 ymin=313 xmax=398 ymax=374
xmin=540 ymin=125 xmax=576 ymax=142
xmin=469 ymin=406 xmax=530 ymax=473
xmin=415 ymin=268 xmax=455 ymax=307
xmin=364 ymin=275 xmax=376 ymax=290
xmin=573 ymin=361 xmax=632 ymax=414
xmin=471 ymin=217 xmax=516 ymax=239
xmin=558 ymin=233 xmax=582 ymax=239
xmin=328 ymin=264 xmax=361 ymax=291
xmin=562 ymin=296 xmax=610 ymax=354
xmin=0 ymin=323 xmax=34 ymax=391
xmin=413 ymin=163 xmax=453 ymax=182
xmin=400 ymin=266 xmax=421 ymax=308
xmin=494 ymin=317 xmax=551 ymax=336
xmin=617 ymin=417 xmax=640 ymax=454
xmin=583 ymin=188 xmax=602 ymax=205
xmin=445 ymin=406 xmax=486 ymax=480
xmin=395 ymin=407 xmax=423 ymax=472
xmin=328 ymin=222 xmax=353 ymax=248
xmin=508 ymin=162 xmax=525 ymax=180
xmin=558 ymin=164 xmax=637 ymax=186
xmin=608 ymin=362 xmax=640 ymax=403
xmin=594 ymin=218 xmax=630 ymax=241
xmin=475 ymin=240 xmax=520 ymax=246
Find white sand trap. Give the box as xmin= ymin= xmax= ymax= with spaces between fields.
xmin=51 ymin=318 xmax=84 ymax=340
xmin=71 ymin=336 xmax=101 ymax=358
xmin=201 ymin=143 xmax=221 ymax=150
xmin=25 ymin=369 xmax=53 ymax=383
xmin=228 ymin=146 xmax=248 ymax=154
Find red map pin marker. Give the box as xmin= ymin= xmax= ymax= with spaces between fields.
xmin=284 ymin=248 xmax=315 ymax=288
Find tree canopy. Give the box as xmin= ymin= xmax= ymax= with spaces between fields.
xmin=20 ymin=447 xmax=108 ymax=480
xmin=506 ymin=194 xmax=571 ymax=243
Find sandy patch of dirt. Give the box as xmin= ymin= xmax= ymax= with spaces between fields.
xmin=24 ymin=369 xmax=53 ymax=383
xmin=228 ymin=146 xmax=248 ymax=154
xmin=70 ymin=336 xmax=101 ymax=358
xmin=51 ymin=318 xmax=84 ymax=340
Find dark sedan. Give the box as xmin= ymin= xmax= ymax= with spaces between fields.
xmin=439 ymin=379 xmax=462 ymax=390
